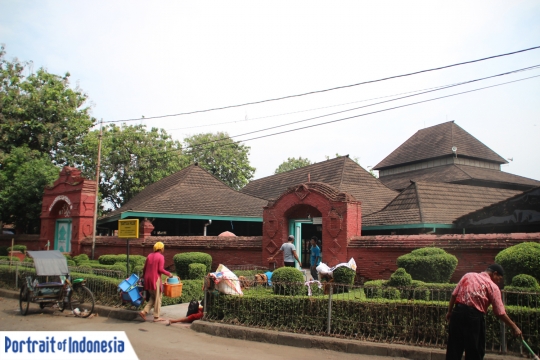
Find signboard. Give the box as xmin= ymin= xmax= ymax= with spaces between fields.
xmin=118 ymin=219 xmax=139 ymax=238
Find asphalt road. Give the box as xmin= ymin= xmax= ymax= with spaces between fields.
xmin=0 ymin=296 xmax=410 ymax=360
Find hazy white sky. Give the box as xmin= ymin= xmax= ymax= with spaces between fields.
xmin=2 ymin=1 xmax=539 ymax=181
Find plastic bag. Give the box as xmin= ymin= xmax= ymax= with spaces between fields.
xmin=316 ymin=263 xmax=331 ymax=276
xmin=212 ymin=264 xmax=243 ymax=296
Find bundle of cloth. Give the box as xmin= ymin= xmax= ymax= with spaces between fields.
xmin=206 ymin=264 xmax=243 ymax=296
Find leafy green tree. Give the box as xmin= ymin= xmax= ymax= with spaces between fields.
xmin=0 ymin=146 xmax=58 ymax=233
xmin=183 ymin=132 xmax=255 ymax=190
xmin=73 ymin=124 xmax=186 ymax=209
xmin=0 ymin=46 xmax=95 ymax=165
xmin=274 ymin=157 xmax=312 ymax=174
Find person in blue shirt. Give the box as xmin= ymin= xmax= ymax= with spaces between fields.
xmin=309 ymin=236 xmax=321 ymax=280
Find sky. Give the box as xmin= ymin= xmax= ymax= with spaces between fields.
xmin=1 ymin=1 xmax=540 ymax=181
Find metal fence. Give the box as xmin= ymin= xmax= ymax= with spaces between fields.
xmin=203 ymin=279 xmax=540 ymax=357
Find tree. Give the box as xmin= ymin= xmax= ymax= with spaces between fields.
xmin=73 ymin=124 xmax=186 ymax=209
xmin=0 ymin=146 xmax=59 ymax=233
xmin=0 ymin=46 xmax=95 ymax=165
xmin=274 ymin=157 xmax=312 ymax=174
xmin=183 ymin=132 xmax=255 ymax=190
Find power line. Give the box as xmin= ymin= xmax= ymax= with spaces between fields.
xmin=104 ymin=45 xmax=540 ymax=124
xmin=226 ymin=74 xmax=540 ymax=146
xmin=184 ymin=64 xmax=540 ymax=151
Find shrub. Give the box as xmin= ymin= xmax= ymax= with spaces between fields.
xmin=23 ymin=257 xmax=33 ymax=263
xmin=78 ymin=260 xmax=100 ymax=266
xmin=63 ymin=254 xmax=72 ymax=261
xmin=173 ymin=252 xmax=212 ymax=280
xmin=188 ymin=263 xmax=207 ymax=280
xmin=67 ymin=260 xmax=76 ymax=266
xmin=0 ymin=246 xmax=8 ymax=256
xmin=0 ymin=256 xmax=20 ymax=262
xmin=110 ymin=264 xmax=127 ymax=278
xmin=495 ymin=242 xmax=540 ymax=285
xmin=333 ymin=266 xmax=356 ymax=285
xmin=8 ymin=245 xmax=26 ymax=254
xmin=271 ymin=266 xmax=304 ymax=296
xmin=133 ymin=265 xmax=144 ymax=276
xmin=98 ymin=254 xmax=118 ymax=265
xmin=397 ymin=247 xmax=457 ymax=283
xmin=72 ymin=254 xmax=89 ymax=264
xmin=388 ymin=268 xmax=412 ymax=287
xmin=115 ymin=254 xmax=146 ymax=267
xmin=512 ymin=274 xmax=539 ymax=289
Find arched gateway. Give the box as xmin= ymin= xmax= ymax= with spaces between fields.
xmin=39 ymin=167 xmax=97 ymax=254
xmin=262 ymin=182 xmax=361 ymax=269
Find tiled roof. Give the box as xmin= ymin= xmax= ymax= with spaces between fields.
xmin=101 ymin=164 xmax=267 ymax=219
xmin=378 ymin=164 xmax=540 ymax=191
xmin=374 ymin=121 xmax=507 ymax=170
xmin=363 ymin=181 xmax=521 ymax=226
xmin=241 ymin=156 xmax=398 ymax=215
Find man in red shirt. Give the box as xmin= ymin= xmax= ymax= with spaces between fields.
xmin=446 ymin=264 xmax=522 ymax=360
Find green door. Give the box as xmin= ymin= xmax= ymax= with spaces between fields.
xmin=55 ymin=219 xmax=72 ymax=253
xmin=288 ymin=219 xmax=312 ymax=269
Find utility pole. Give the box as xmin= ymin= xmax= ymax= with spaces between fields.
xmin=91 ymin=118 xmax=104 ymax=260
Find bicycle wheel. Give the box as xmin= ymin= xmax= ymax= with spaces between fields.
xmin=70 ymin=285 xmax=95 ymax=318
xmin=19 ymin=285 xmax=30 ymax=316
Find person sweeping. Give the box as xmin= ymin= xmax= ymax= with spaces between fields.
xmin=446 ymin=264 xmax=522 ymax=360
xmin=139 ymin=241 xmax=173 ymax=322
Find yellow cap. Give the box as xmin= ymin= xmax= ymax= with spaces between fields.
xmin=153 ymin=241 xmax=165 ymax=251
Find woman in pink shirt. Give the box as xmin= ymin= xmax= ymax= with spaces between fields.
xmin=139 ymin=241 xmax=172 ymax=322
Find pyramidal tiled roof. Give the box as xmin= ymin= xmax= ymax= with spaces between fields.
xmin=374 ymin=121 xmax=507 ymax=170
xmin=102 ymin=164 xmax=267 ymax=219
xmin=378 ymin=164 xmax=540 ymax=191
xmin=363 ymin=181 xmax=521 ymax=226
xmin=240 ymin=156 xmax=398 ymax=215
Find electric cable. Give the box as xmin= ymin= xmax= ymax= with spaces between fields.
xmin=182 ymin=64 xmax=540 ymax=151
xmin=102 ymin=45 xmax=540 ymax=124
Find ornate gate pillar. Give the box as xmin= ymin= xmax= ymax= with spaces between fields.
xmin=39 ymin=167 xmax=97 ymax=255
xmin=262 ymin=182 xmax=361 ymax=268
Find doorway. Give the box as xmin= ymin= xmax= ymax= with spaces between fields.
xmin=54 ymin=219 xmax=72 ymax=253
xmin=288 ymin=219 xmax=323 ymax=269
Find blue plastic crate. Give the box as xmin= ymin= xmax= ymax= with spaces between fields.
xmin=118 ymin=274 xmax=139 ymax=292
xmin=124 ymin=286 xmax=142 ymax=302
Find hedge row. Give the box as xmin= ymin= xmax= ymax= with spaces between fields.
xmin=363 ymin=279 xmax=457 ymax=301
xmin=206 ymin=292 xmax=539 ymax=354
xmin=98 ymin=254 xmax=145 ymax=267
xmin=173 ymin=252 xmax=212 ymax=280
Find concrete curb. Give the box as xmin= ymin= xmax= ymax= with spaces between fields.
xmin=190 ymin=321 xmax=522 ymax=360
xmin=0 ymin=288 xmax=138 ymax=321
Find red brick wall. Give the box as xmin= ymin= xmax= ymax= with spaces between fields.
xmin=79 ymin=236 xmax=263 ymax=271
xmin=347 ymin=233 xmax=540 ymax=283
xmin=0 ymin=235 xmax=41 ymax=250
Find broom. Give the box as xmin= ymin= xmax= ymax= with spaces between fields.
xmin=522 ymin=337 xmax=540 ymax=360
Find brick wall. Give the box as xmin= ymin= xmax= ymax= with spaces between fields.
xmin=347 ymin=233 xmax=540 ymax=282
xmin=0 ymin=235 xmax=41 ymax=250
xmin=79 ymin=236 xmax=263 ymax=271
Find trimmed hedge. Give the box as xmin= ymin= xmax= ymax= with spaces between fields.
xmin=397 ymin=247 xmax=457 ymax=283
xmin=364 ymin=279 xmax=456 ymax=301
xmin=206 ymin=292 xmax=539 ymax=354
xmin=388 ymin=268 xmax=412 ymax=287
xmin=64 ymin=254 xmax=72 ymax=261
xmin=73 ymin=254 xmax=89 ymax=264
xmin=272 ymin=266 xmax=304 ymax=295
xmin=188 ymin=263 xmax=206 ymax=280
xmin=67 ymin=260 xmax=76 ymax=266
xmin=98 ymin=254 xmax=145 ymax=268
xmin=0 ymin=256 xmax=20 ymax=262
xmin=512 ymin=274 xmax=539 ymax=289
xmin=333 ymin=266 xmax=356 ymax=285
xmin=8 ymin=245 xmax=26 ymax=254
xmin=496 ymin=242 xmax=540 ymax=285
xmin=173 ymin=252 xmax=212 ymax=280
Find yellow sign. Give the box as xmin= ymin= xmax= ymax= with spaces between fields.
xmin=118 ymin=219 xmax=139 ymax=238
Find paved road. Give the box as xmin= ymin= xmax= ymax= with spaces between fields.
xmin=0 ymin=296 xmax=408 ymax=360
